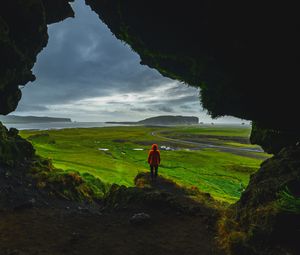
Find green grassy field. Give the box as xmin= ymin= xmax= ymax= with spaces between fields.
xmin=20 ymin=125 xmax=270 ymax=203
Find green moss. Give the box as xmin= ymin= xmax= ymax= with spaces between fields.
xmin=223 ymin=146 xmax=300 ymax=254
xmin=30 ymin=156 xmax=110 ymax=201
xmin=277 ymin=187 xmax=300 ymax=214
xmin=0 ymin=122 xmax=35 ymax=166
xmin=250 ymin=122 xmax=299 ymax=154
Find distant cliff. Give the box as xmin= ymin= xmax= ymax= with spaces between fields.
xmin=0 ymin=115 xmax=72 ymax=123
xmin=106 ymin=115 xmax=199 ymax=125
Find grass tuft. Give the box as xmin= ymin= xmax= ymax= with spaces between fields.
xmin=30 ymin=156 xmax=110 ymax=201
xmin=277 ymin=187 xmax=300 ymax=214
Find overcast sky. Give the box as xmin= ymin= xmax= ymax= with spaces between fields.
xmin=14 ymin=0 xmax=245 ymax=123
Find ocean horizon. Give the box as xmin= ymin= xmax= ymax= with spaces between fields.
xmin=2 ymin=121 xmax=129 ymax=131
xmin=2 ymin=121 xmax=250 ymax=131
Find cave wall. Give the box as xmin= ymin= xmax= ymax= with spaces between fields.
xmin=1 ymin=0 xmax=299 ymax=151
xmin=1 ymin=2 xmax=299 ymax=253
xmin=0 ymin=0 xmax=74 ymax=166
xmin=0 ymin=122 xmax=35 ymax=166
xmin=229 ymin=145 xmax=300 ymax=254
xmin=0 ymin=0 xmax=74 ymax=115
xmin=75 ymin=4 xmax=300 ymax=251
xmin=85 ymin=0 xmax=300 ymax=151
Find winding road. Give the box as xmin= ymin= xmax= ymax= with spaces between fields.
xmin=151 ymin=131 xmax=265 ymax=157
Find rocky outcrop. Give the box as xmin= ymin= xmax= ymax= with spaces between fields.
xmin=218 ymin=146 xmax=300 ymax=254
xmin=0 ymin=122 xmax=35 ymax=166
xmin=0 ymin=0 xmax=74 ymax=115
xmin=250 ymin=122 xmax=300 ymax=155
xmin=1 ymin=0 xmax=299 ymax=150
xmin=41 ymin=0 xmax=75 ymax=24
xmin=139 ymin=115 xmax=199 ymax=125
xmin=238 ymin=146 xmax=300 ymax=210
xmin=107 ymin=115 xmax=199 ymax=125
xmin=85 ymin=0 xmax=300 ymax=151
xmin=0 ymin=1 xmax=44 ymax=114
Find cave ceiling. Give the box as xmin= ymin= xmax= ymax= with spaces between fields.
xmin=1 ymin=1 xmax=299 ymax=142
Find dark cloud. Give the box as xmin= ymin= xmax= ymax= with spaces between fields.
xmin=19 ymin=0 xmax=169 ymax=107
xmin=161 ymin=95 xmax=199 ymax=104
xmin=15 ymin=103 xmax=49 ymax=112
xmin=180 ymin=105 xmax=192 ymax=109
xmin=156 ymin=105 xmax=175 ymax=113
xmin=130 ymin=107 xmax=148 ymax=112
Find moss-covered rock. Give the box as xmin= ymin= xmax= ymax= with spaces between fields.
xmin=30 ymin=157 xmax=109 ymax=202
xmin=250 ymin=122 xmax=300 ymax=154
xmin=0 ymin=122 xmax=35 ymax=166
xmin=104 ymin=173 xmax=220 ymax=217
xmin=218 ymin=146 xmax=300 ymax=254
xmin=237 ymin=146 xmax=300 ymax=210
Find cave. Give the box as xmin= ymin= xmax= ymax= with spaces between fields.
xmin=1 ymin=1 xmax=300 ymax=254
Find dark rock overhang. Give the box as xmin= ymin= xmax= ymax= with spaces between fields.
xmin=85 ymin=1 xmax=299 ymax=128
xmin=1 ymin=0 xmax=299 ymax=150
xmin=0 ymin=0 xmax=74 ymax=114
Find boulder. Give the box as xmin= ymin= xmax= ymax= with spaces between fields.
xmin=0 ymin=122 xmax=35 ymax=166
xmin=129 ymin=212 xmax=151 ymax=225
xmin=221 ymin=146 xmax=300 ymax=254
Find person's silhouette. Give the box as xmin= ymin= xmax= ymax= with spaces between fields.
xmin=147 ymin=144 xmax=161 ymax=181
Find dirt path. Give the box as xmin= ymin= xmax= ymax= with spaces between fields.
xmin=0 ymin=207 xmax=223 ymax=255
xmin=0 ymin=173 xmax=225 ymax=255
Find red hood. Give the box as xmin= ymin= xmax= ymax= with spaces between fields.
xmin=151 ymin=144 xmax=158 ymax=150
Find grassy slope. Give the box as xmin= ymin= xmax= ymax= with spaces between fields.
xmin=20 ymin=125 xmax=270 ymax=203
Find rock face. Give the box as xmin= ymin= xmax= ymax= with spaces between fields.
xmin=250 ymin=122 xmax=300 ymax=155
xmin=41 ymin=0 xmax=75 ymax=24
xmin=139 ymin=115 xmax=199 ymax=125
xmin=238 ymin=146 xmax=300 ymax=210
xmin=85 ymin=0 xmax=300 ymax=152
xmin=129 ymin=212 xmax=151 ymax=225
xmin=106 ymin=115 xmax=199 ymax=125
xmin=221 ymin=146 xmax=300 ymax=254
xmin=0 ymin=0 xmax=299 ymax=150
xmin=0 ymin=123 xmax=35 ymax=166
xmin=0 ymin=0 xmax=74 ymax=115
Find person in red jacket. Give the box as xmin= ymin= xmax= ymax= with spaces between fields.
xmin=148 ymin=144 xmax=161 ymax=181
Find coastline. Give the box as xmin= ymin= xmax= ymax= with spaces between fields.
xmin=2 ymin=122 xmax=129 ymax=131
xmin=2 ymin=121 xmax=250 ymax=131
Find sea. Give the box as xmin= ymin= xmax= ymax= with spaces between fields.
xmin=2 ymin=122 xmax=250 ymax=131
xmin=2 ymin=122 xmax=131 ymax=131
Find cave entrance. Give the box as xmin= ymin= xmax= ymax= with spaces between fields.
xmin=1 ymin=0 xmax=268 ymax=204
xmin=14 ymin=0 xmax=203 ymax=124
xmin=2 ymin=2 xmax=300 ymax=253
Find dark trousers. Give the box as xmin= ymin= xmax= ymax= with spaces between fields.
xmin=150 ymin=165 xmax=158 ymax=180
